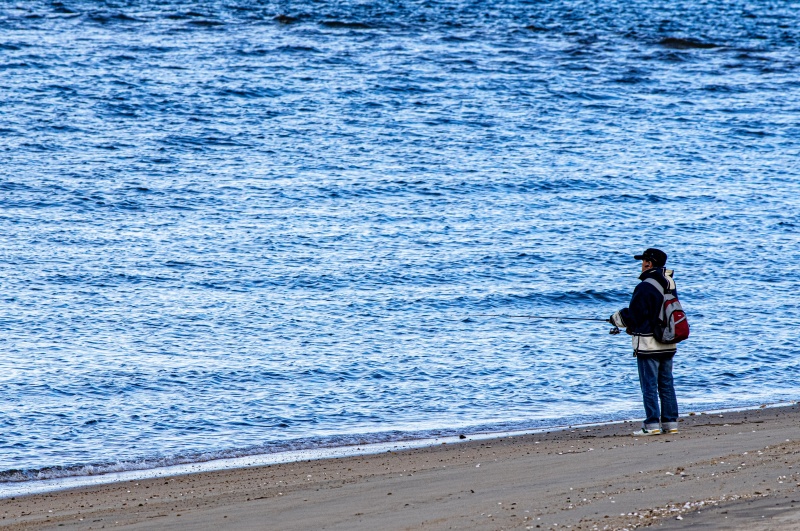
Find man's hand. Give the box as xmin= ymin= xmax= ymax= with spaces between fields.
xmin=609 ymin=311 xmax=625 ymax=328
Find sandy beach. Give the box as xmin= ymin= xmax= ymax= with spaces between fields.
xmin=2 ymin=403 xmax=798 ymax=530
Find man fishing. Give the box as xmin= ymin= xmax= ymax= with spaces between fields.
xmin=610 ymin=248 xmax=680 ymax=436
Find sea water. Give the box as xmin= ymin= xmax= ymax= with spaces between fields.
xmin=1 ymin=0 xmax=798 ymax=485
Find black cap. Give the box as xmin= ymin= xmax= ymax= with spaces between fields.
xmin=634 ymin=248 xmax=667 ymax=267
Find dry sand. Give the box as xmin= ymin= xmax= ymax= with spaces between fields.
xmin=2 ymin=403 xmax=799 ymax=530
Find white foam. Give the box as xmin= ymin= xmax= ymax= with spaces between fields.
xmin=1 ymin=400 xmax=794 ymax=499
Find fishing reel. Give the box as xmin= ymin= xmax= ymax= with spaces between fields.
xmin=609 ymin=326 xmax=621 ymax=335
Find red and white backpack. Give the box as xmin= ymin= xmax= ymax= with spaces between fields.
xmin=644 ymin=271 xmax=690 ymax=344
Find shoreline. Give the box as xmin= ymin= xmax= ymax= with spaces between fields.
xmin=1 ymin=401 xmax=795 ymax=499
xmin=2 ymin=402 xmax=799 ymax=529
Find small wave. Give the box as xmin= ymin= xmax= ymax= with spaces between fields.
xmin=274 ymin=14 xmax=304 ymax=25
xmin=658 ymin=37 xmax=719 ymax=49
xmin=188 ymin=19 xmax=226 ymax=27
xmin=549 ymin=289 xmax=620 ymax=304
xmin=0 ymin=62 xmax=34 ymax=70
xmin=733 ymin=52 xmax=771 ymax=61
xmin=164 ymin=260 xmax=200 ymax=268
xmin=550 ymin=90 xmax=615 ymax=102
xmin=51 ymin=3 xmax=77 ymax=15
xmin=321 ymin=20 xmax=373 ymax=30
xmin=166 ymin=11 xmax=207 ymax=20
xmin=276 ymin=45 xmax=319 ymax=54
xmin=237 ymin=46 xmax=318 ymax=56
xmin=614 ymin=76 xmax=649 ymax=84
xmin=731 ymin=128 xmax=773 ymax=137
xmin=87 ymin=12 xmax=143 ymax=24
xmin=18 ymin=141 xmax=62 ymax=152
xmin=161 ymin=134 xmax=246 ymax=148
xmin=217 ymin=87 xmax=281 ymax=98
xmin=525 ymin=25 xmax=549 ymax=32
xmin=703 ymin=84 xmax=747 ymax=93
xmin=0 ymin=181 xmax=31 ymax=192
xmin=645 ymin=51 xmax=690 ymax=63
xmin=105 ymin=54 xmax=138 ymax=63
xmin=43 ymin=123 xmax=82 ymax=133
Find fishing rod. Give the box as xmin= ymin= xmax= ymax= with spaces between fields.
xmin=470 ymin=314 xmax=609 ymax=321
xmin=469 ymin=314 xmax=621 ymax=334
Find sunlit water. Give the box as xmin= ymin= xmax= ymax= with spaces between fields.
xmin=1 ymin=0 xmax=798 ymax=483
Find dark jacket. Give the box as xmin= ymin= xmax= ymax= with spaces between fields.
xmin=611 ymin=267 xmax=677 ymax=357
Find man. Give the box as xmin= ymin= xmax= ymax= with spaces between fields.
xmin=610 ymin=248 xmax=679 ymax=436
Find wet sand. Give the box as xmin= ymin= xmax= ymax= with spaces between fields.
xmin=2 ymin=403 xmax=798 ymax=530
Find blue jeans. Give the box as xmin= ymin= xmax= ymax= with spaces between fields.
xmin=637 ymin=354 xmax=679 ymax=431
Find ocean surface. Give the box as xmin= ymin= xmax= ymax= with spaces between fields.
xmin=1 ymin=0 xmax=798 ymax=485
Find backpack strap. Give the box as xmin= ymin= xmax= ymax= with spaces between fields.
xmin=644 ymin=277 xmax=665 ymax=294
xmin=643 ymin=277 xmax=667 ymax=326
xmin=644 ymin=269 xmax=675 ymax=295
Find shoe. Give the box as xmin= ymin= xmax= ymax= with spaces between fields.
xmin=661 ymin=422 xmax=679 ymax=434
xmin=632 ymin=427 xmax=662 ymax=436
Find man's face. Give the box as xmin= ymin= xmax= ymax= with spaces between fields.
xmin=641 ymin=260 xmax=653 ymax=272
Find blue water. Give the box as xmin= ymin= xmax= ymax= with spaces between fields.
xmin=1 ymin=0 xmax=799 ymax=483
